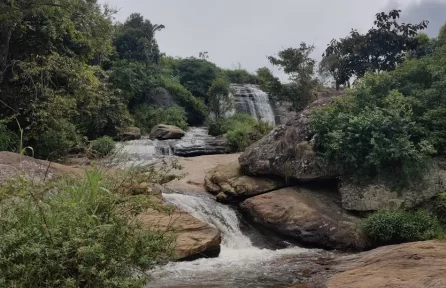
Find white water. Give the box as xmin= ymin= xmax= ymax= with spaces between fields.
xmin=231 ymin=84 xmax=276 ymax=125
xmin=110 ymin=128 xmax=227 ymax=167
xmin=147 ymin=192 xmax=326 ymax=288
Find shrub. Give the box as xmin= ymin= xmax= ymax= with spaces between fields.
xmin=35 ymin=120 xmax=80 ymax=160
xmin=208 ymin=113 xmax=272 ymax=152
xmin=161 ymin=79 xmax=208 ymax=125
xmin=90 ymin=136 xmax=116 ymax=158
xmin=360 ymin=210 xmax=440 ymax=247
xmin=0 ymin=123 xmax=18 ymax=152
xmin=433 ymin=192 xmax=446 ymax=225
xmin=207 ymin=113 xmax=256 ymax=136
xmin=133 ymin=105 xmax=188 ymax=134
xmin=311 ymin=80 xmax=435 ymax=187
xmin=0 ymin=169 xmax=174 ymax=288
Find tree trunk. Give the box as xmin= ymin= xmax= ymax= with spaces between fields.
xmin=335 ymin=81 xmax=340 ymax=91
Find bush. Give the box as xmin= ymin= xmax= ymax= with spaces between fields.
xmin=133 ymin=105 xmax=188 ymax=134
xmin=35 ymin=120 xmax=80 ymax=160
xmin=208 ymin=113 xmax=273 ymax=152
xmin=207 ymin=113 xmax=256 ymax=136
xmin=161 ymin=79 xmax=208 ymax=126
xmin=433 ymin=192 xmax=446 ymax=225
xmin=90 ymin=136 xmax=116 ymax=158
xmin=311 ymin=79 xmax=435 ymax=187
xmin=0 ymin=123 xmax=18 ymax=152
xmin=361 ymin=210 xmax=440 ymax=247
xmin=0 ymin=169 xmax=174 ymax=288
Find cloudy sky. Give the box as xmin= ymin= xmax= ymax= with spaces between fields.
xmin=100 ymin=0 xmax=446 ymax=78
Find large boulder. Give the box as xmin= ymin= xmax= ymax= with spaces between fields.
xmin=149 ymin=124 xmax=185 ymax=140
xmin=327 ymin=240 xmax=446 ymax=288
xmin=136 ymin=196 xmax=221 ymax=261
xmin=0 ymin=151 xmax=82 ymax=184
xmin=120 ymin=127 xmax=142 ymax=141
xmin=240 ymin=186 xmax=363 ymax=250
xmin=239 ymin=97 xmax=339 ymax=182
xmin=204 ymin=161 xmax=285 ymax=202
xmin=340 ymin=159 xmax=446 ymax=212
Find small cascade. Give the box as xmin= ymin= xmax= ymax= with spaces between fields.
xmin=147 ymin=192 xmax=325 ymax=288
xmin=231 ymin=84 xmax=276 ymax=125
xmin=163 ymin=193 xmax=253 ymax=249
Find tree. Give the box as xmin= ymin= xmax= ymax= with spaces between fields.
xmin=267 ymin=43 xmax=319 ymax=111
xmin=323 ymin=9 xmax=429 ymax=88
xmin=176 ymin=57 xmax=219 ymax=102
xmin=114 ymin=13 xmax=165 ymax=64
xmin=208 ymin=78 xmax=233 ymax=119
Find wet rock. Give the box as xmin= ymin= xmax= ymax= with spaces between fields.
xmin=339 ymin=159 xmax=446 ymax=212
xmin=327 ymin=240 xmax=446 ymax=288
xmin=121 ymin=126 xmax=142 ymax=141
xmin=240 ymin=186 xmax=363 ymax=250
xmin=204 ymin=161 xmax=286 ymax=202
xmin=171 ymin=127 xmax=229 ymax=157
xmin=239 ymin=97 xmax=339 ymax=182
xmin=149 ymin=124 xmax=185 ymax=140
xmin=137 ymin=196 xmax=221 ymax=261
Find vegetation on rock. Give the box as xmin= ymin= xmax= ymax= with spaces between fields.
xmin=361 ymin=210 xmax=441 ymax=246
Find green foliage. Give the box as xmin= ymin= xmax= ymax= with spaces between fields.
xmin=266 ymin=43 xmax=319 ymax=111
xmin=161 ymin=79 xmax=208 ymax=125
xmin=311 ymin=87 xmax=435 ymax=186
xmin=208 ymin=78 xmax=233 ymax=119
xmin=208 ymin=113 xmax=272 ymax=152
xmin=207 ymin=113 xmax=256 ymax=136
xmin=222 ymin=69 xmax=259 ymax=84
xmin=114 ymin=13 xmax=164 ymax=64
xmin=323 ymin=9 xmax=429 ymax=86
xmin=361 ymin=210 xmax=440 ymax=246
xmin=0 ymin=168 xmax=174 ymax=288
xmin=433 ymin=193 xmax=446 ymax=225
xmin=226 ymin=120 xmax=273 ymax=152
xmin=90 ymin=136 xmax=116 ymax=158
xmin=0 ymin=123 xmax=18 ymax=152
xmin=35 ymin=120 xmax=80 ymax=160
xmin=134 ymin=105 xmax=188 ymax=133
xmin=176 ymin=57 xmax=219 ymax=103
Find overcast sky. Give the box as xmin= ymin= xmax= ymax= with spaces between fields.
xmin=100 ymin=0 xmax=446 ymax=78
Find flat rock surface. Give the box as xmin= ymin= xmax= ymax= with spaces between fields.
xmin=327 ymin=240 xmax=446 ymax=288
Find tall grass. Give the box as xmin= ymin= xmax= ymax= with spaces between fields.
xmin=0 ymin=166 xmax=177 ymax=288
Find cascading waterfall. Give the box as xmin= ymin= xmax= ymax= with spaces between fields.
xmin=231 ymin=84 xmax=276 ymax=125
xmin=147 ymin=192 xmax=322 ymax=288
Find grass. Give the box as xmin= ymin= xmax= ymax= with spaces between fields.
xmin=0 ymin=157 xmax=184 ymax=287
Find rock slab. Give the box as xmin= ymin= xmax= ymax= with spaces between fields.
xmin=240 ymin=186 xmax=363 ymax=250
xmin=327 ymin=240 xmax=446 ymax=288
xmin=204 ymin=161 xmax=285 ymax=202
xmin=340 ymin=159 xmax=446 ymax=211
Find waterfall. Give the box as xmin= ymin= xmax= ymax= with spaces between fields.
xmin=163 ymin=193 xmax=253 ymax=249
xmin=231 ymin=84 xmax=276 ymax=125
xmin=147 ymin=191 xmax=321 ymax=288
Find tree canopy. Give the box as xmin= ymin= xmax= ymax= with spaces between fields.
xmin=321 ymin=9 xmax=429 ymax=90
